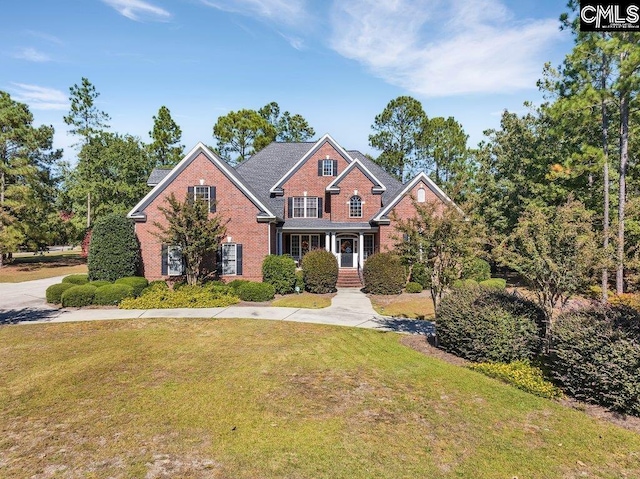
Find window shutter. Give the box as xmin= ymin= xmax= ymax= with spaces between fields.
xmin=288 ymin=197 xmax=293 ymax=218
xmin=161 ymin=244 xmax=168 ymax=276
xmin=209 ymin=186 xmax=216 ymax=213
xmin=236 ymin=244 xmax=243 ymax=275
xmin=318 ymin=160 xmax=323 ymax=176
xmin=187 ymin=186 xmax=194 ymax=202
xmin=216 ymin=247 xmax=222 ymax=277
xmin=333 ymin=160 xmax=338 ymax=176
xmin=317 ymin=198 xmax=323 ymax=218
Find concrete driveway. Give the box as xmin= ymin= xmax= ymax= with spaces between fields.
xmin=0 ymin=276 xmax=65 ymax=324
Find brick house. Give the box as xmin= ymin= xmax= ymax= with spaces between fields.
xmin=127 ymin=134 xmax=455 ymax=283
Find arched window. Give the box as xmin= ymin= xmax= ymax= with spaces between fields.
xmin=417 ymin=188 xmax=426 ymax=203
xmin=349 ymin=195 xmax=362 ymax=218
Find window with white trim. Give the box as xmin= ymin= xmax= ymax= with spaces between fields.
xmin=222 ymin=243 xmax=237 ymax=275
xmin=322 ymin=159 xmax=334 ymax=176
xmin=290 ymin=234 xmax=320 ymax=260
xmin=167 ymin=245 xmax=183 ymax=276
xmin=363 ymin=235 xmax=375 ymax=259
xmin=349 ymin=195 xmax=362 ymax=218
xmin=417 ymin=187 xmax=426 ymax=203
xmin=292 ymin=197 xmax=318 ymax=218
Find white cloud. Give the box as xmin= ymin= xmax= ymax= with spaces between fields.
xmin=330 ymin=0 xmax=564 ymax=97
xmin=13 ymin=47 xmax=51 ymax=62
xmin=200 ymin=0 xmax=308 ymax=27
xmin=10 ymin=83 xmax=68 ymax=111
xmin=102 ymin=0 xmax=171 ymax=22
xmin=25 ymin=30 xmax=64 ymax=45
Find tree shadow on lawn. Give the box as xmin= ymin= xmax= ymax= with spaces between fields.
xmin=374 ymin=317 xmax=436 ymax=337
xmin=0 ymin=308 xmax=60 ymax=325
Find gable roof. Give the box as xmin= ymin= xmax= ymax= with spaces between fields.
xmin=269 ymin=134 xmax=356 ymax=194
xmin=127 ymin=142 xmax=277 ymax=221
xmin=326 ymin=158 xmax=386 ymax=194
xmin=147 ymin=167 xmax=172 ymax=186
xmin=372 ymin=172 xmax=459 ymax=223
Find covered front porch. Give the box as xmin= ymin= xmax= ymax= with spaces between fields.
xmin=275 ymin=221 xmax=377 ymax=269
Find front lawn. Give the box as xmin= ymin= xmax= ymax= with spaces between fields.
xmin=370 ymin=291 xmax=435 ymax=319
xmin=0 ymin=250 xmax=87 ymax=282
xmin=271 ymin=292 xmax=332 ymax=309
xmin=1 ymin=319 xmax=638 ymax=478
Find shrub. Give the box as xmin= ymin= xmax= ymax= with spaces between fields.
xmin=89 ymin=280 xmax=111 ymax=288
xmin=405 ymin=282 xmax=423 ymax=293
xmin=262 ymin=255 xmax=297 ymax=294
xmin=94 ymin=284 xmax=134 ymax=305
xmin=461 ymin=257 xmax=491 ymax=282
xmin=114 ymin=276 xmax=148 ymax=297
xmin=610 ymin=293 xmax=640 ymax=311
xmin=227 ymin=279 xmax=251 ymax=292
xmin=479 ymin=278 xmax=507 ymax=290
xmin=237 ymin=282 xmax=275 ymax=302
xmin=295 ymin=270 xmax=305 ymax=292
xmin=452 ymin=279 xmax=479 ymax=289
xmin=549 ymin=306 xmax=640 ymax=416
xmin=363 ymin=252 xmax=405 ymax=295
xmin=469 ymin=361 xmax=562 ymax=399
xmin=61 ymin=284 xmax=97 ymax=308
xmin=46 ymin=283 xmax=76 ymax=304
xmin=436 ymin=287 xmax=545 ymax=363
xmin=410 ymin=263 xmax=431 ymax=289
xmin=120 ymin=285 xmax=239 ymax=309
xmin=203 ymin=281 xmax=234 ymax=295
xmin=62 ymin=274 xmax=89 ymax=285
xmin=301 ymin=249 xmax=338 ymax=294
xmin=88 ymin=213 xmax=140 ymax=281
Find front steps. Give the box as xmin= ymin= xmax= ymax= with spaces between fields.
xmin=337 ymin=268 xmax=363 ymax=289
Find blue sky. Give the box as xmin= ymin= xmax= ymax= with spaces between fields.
xmin=2 ymin=0 xmax=573 ymax=161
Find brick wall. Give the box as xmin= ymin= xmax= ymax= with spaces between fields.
xmin=330 ymin=166 xmax=382 ymax=222
xmin=135 ymin=151 xmax=270 ymax=282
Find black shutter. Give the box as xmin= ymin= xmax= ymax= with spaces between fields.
xmin=209 ymin=186 xmax=216 ymax=213
xmin=318 ymin=160 xmax=323 ymax=176
xmin=161 ymin=244 xmax=168 ymax=275
xmin=216 ymin=247 xmax=222 ymax=277
xmin=187 ymin=186 xmax=194 ymax=202
xmin=333 ymin=160 xmax=338 ymax=176
xmin=236 ymin=244 xmax=243 ymax=275
xmin=317 ymin=198 xmax=323 ymax=218
xmin=288 ymin=197 xmax=293 ymax=218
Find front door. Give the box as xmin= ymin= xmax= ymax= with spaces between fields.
xmin=339 ymin=238 xmax=355 ymax=267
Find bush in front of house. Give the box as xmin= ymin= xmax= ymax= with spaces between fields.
xmin=88 ymin=213 xmax=140 ymax=282
xmin=94 ymin=284 xmax=135 ymax=305
xmin=46 ymin=283 xmax=76 ymax=304
xmin=405 ymin=281 xmax=423 ymax=293
xmin=549 ymin=305 xmax=640 ymax=416
xmin=262 ymin=254 xmax=297 ymax=294
xmin=301 ymin=249 xmax=338 ymax=294
xmin=479 ymin=278 xmax=507 ymax=290
xmin=227 ymin=279 xmax=250 ymax=292
xmin=140 ymin=280 xmax=169 ymax=295
xmin=363 ymin=252 xmax=405 ymax=295
xmin=295 ymin=270 xmax=305 ymax=292
xmin=237 ymin=281 xmax=276 ymax=302
xmin=120 ymin=284 xmax=239 ymax=309
xmin=410 ymin=263 xmax=431 ymax=289
xmin=61 ymin=284 xmax=97 ymax=308
xmin=452 ymin=279 xmax=479 ymax=289
xmin=436 ymin=286 xmax=545 ymax=363
xmin=114 ymin=276 xmax=149 ymax=297
xmin=62 ymin=274 xmax=89 ymax=285
xmin=469 ymin=361 xmax=562 ymax=399
xmin=461 ymin=257 xmax=491 ymax=282
xmin=89 ymin=280 xmax=111 ymax=288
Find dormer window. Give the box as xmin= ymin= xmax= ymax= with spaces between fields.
xmin=318 ymin=159 xmax=338 ymax=177
xmin=349 ymin=195 xmax=362 ymax=218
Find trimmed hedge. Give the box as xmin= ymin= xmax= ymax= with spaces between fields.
xmin=62 ymin=274 xmax=89 ymax=285
xmin=469 ymin=361 xmax=562 ymax=399
xmin=462 ymin=257 xmax=491 ymax=282
xmin=436 ymin=286 xmax=545 ymax=363
xmin=94 ymin=284 xmax=134 ymax=305
xmin=549 ymin=306 xmax=640 ymax=416
xmin=363 ymin=252 xmax=405 ymax=295
xmin=114 ymin=276 xmax=148 ymax=297
xmin=262 ymin=255 xmax=296 ymax=294
xmin=61 ymin=284 xmax=97 ymax=308
xmin=479 ymin=278 xmax=507 ymax=290
xmin=46 ymin=283 xmax=75 ymax=304
xmin=237 ymin=282 xmax=275 ymax=302
xmin=88 ymin=213 xmax=140 ymax=281
xmin=301 ymin=249 xmax=338 ymax=294
xmin=120 ymin=285 xmax=239 ymax=309
xmin=452 ymin=279 xmax=479 ymax=289
xmin=89 ymin=280 xmax=111 ymax=288
xmin=227 ymin=279 xmax=250 ymax=292
xmin=405 ymin=281 xmax=423 ymax=293
xmin=295 ymin=270 xmax=305 ymax=292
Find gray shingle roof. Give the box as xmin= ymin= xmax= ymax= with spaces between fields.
xmin=147 ymin=167 xmax=172 ymax=186
xmin=347 ymin=150 xmax=403 ymax=206
xmin=281 ymin=219 xmax=375 ymax=230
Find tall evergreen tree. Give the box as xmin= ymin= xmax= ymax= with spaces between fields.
xmin=149 ymin=106 xmax=184 ymax=167
xmin=213 ymin=109 xmax=275 ymax=164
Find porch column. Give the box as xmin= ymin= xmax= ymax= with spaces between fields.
xmin=277 ymin=229 xmax=283 ymax=255
xmin=358 ymin=232 xmax=364 ymax=268
xmin=325 ymin=232 xmax=330 ymax=251
xmin=330 ymin=232 xmax=336 ymax=254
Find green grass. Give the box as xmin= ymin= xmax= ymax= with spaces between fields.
xmin=271 ymin=292 xmax=332 ymax=308
xmin=1 ymin=319 xmax=639 ymax=478
xmin=370 ymin=292 xmax=435 ymax=319
xmin=0 ymin=251 xmax=87 ymax=282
